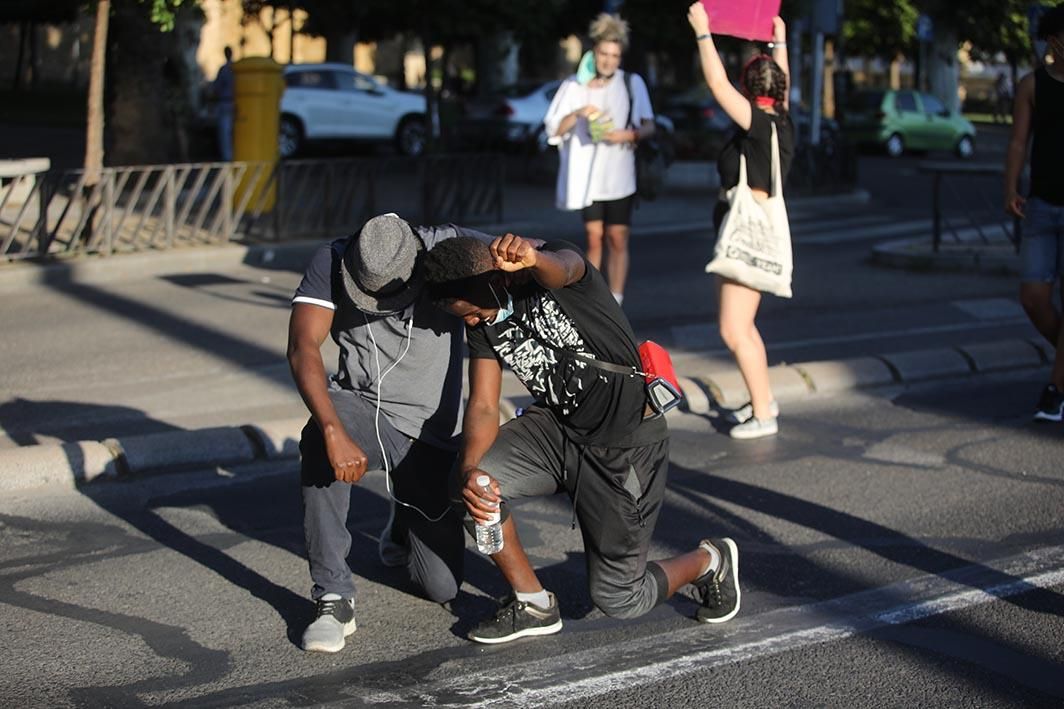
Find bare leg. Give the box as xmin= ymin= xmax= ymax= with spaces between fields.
xmin=1020 ymin=282 xmax=1061 ymax=345
xmin=655 ymin=547 xmax=712 ymax=596
xmin=584 ymin=220 xmax=605 ymax=271
xmin=605 ymin=223 xmax=630 ymax=297
xmin=717 ymin=277 xmax=774 ymax=419
xmin=489 ymin=515 xmax=543 ymax=594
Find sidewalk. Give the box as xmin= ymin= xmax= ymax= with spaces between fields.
xmin=0 ymin=174 xmax=1046 ymax=494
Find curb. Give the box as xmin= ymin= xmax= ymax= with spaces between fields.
xmin=2 ymin=337 xmax=1050 ymax=495
xmin=871 ymin=237 xmax=1020 ymax=275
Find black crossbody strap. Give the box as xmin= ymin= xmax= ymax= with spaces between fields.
xmin=510 ymin=319 xmax=641 ymax=378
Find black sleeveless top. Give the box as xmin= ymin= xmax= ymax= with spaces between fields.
xmin=1031 ymin=66 xmax=1064 ymax=206
xmin=717 ymin=108 xmax=794 ymax=193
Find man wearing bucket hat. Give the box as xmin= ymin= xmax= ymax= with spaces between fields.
xmin=288 ymin=213 xmax=490 ymax=653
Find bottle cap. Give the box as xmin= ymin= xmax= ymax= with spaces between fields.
xmin=476 ymin=474 xmax=491 ymax=487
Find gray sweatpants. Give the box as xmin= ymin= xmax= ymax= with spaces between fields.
xmin=452 ymin=405 xmax=670 ymax=619
xmin=300 ymin=387 xmax=464 ymax=603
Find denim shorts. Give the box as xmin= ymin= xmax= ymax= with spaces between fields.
xmin=1020 ymin=197 xmax=1064 ymax=283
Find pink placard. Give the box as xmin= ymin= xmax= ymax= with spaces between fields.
xmin=701 ymin=0 xmax=780 ymax=41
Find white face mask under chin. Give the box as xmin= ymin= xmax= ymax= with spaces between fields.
xmin=487 ymin=283 xmax=514 ymax=325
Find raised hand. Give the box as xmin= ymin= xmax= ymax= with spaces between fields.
xmin=772 ymin=16 xmax=786 ymax=43
xmin=490 ymin=233 xmax=539 ymax=272
xmin=687 ymin=1 xmax=710 ymax=36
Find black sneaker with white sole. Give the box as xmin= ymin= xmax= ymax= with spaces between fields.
xmin=694 ymin=538 xmax=741 ymax=624
xmin=302 ymin=596 xmax=357 ymax=653
xmin=468 ymin=592 xmax=563 ymax=644
xmin=1034 ymin=384 xmax=1064 ymax=422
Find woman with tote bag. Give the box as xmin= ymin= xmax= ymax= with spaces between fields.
xmin=687 ymin=3 xmax=795 ymax=439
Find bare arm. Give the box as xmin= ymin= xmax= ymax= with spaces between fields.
xmin=771 ymin=17 xmax=790 ymax=111
xmin=687 ymin=2 xmax=753 ymax=130
xmin=457 ymin=357 xmax=505 ymax=523
xmin=287 ymin=303 xmax=369 ymax=483
xmin=491 ymin=233 xmax=585 ymax=290
xmin=1005 ymin=73 xmax=1034 ymax=218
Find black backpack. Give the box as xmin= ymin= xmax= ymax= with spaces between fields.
xmin=624 ymin=71 xmax=667 ymax=202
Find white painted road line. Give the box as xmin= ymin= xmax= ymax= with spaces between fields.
xmin=362 ymin=545 xmax=1064 ymax=707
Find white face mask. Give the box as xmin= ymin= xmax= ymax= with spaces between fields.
xmin=486 ymin=283 xmax=514 ymax=325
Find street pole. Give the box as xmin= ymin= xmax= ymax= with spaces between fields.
xmin=811 ymin=32 xmax=824 ymax=146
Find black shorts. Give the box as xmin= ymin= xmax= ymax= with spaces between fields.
xmin=581 ymin=195 xmax=635 ymax=227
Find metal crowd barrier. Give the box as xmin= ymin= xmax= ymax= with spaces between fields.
xmin=1 ymin=154 xmax=505 ymax=262
xmin=917 ymin=162 xmax=1019 ymax=253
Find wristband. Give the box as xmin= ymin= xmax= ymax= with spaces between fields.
xmin=768 ymin=41 xmax=786 ymax=48
xmin=696 ymin=33 xmax=712 ymax=41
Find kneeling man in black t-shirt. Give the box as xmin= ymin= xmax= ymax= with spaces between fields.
xmin=424 ymin=233 xmax=742 ymax=643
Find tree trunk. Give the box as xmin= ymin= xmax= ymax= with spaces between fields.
xmin=28 ymin=21 xmax=39 ymax=88
xmin=889 ymin=51 xmax=903 ymax=91
xmin=85 ymin=0 xmax=110 ymax=185
xmin=420 ymin=34 xmax=437 ymax=154
xmin=12 ymin=21 xmax=28 ymax=91
xmin=325 ymin=30 xmax=357 ymax=65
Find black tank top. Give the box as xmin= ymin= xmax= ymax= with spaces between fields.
xmin=1031 ymin=66 xmax=1064 ymax=206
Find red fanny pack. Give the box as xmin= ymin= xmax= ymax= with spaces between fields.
xmin=638 ymin=340 xmax=683 ymax=416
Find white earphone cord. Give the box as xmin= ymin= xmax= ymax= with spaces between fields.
xmin=364 ymin=314 xmax=451 ymax=523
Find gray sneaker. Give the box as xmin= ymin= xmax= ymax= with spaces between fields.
xmin=723 ymin=400 xmax=779 ymax=424
xmin=730 ymin=415 xmax=779 ymax=440
xmin=302 ymin=596 xmax=357 ymax=653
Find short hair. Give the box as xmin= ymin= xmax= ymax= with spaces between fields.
xmin=589 ymin=13 xmax=629 ymax=50
xmin=1037 ymin=4 xmax=1064 ymax=39
xmin=423 ymin=236 xmax=497 ymax=305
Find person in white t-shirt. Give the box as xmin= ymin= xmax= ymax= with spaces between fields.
xmin=544 ymin=13 xmax=656 ymax=306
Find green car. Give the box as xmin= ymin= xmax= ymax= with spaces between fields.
xmin=843 ymin=89 xmax=976 ymax=159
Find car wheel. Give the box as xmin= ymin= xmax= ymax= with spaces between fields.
xmin=279 ymin=115 xmax=303 ymax=159
xmin=885 ymin=133 xmax=905 ymax=158
xmin=955 ymin=135 xmax=975 ymax=159
xmin=396 ymin=117 xmax=427 ymax=157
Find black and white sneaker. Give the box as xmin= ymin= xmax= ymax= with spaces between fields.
xmin=694 ymin=538 xmax=741 ymax=624
xmin=302 ymin=595 xmax=357 ymax=653
xmin=1033 ymin=384 xmax=1064 ymax=422
xmin=468 ymin=592 xmax=563 ymax=644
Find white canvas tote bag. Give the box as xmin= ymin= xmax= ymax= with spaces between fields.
xmin=705 ymin=122 xmax=793 ymax=298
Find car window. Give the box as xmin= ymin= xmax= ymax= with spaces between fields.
xmin=285 ymin=71 xmax=336 ymax=90
xmin=336 ymin=71 xmax=378 ymax=92
xmin=895 ymin=91 xmax=918 ymax=113
xmin=921 ymin=93 xmax=948 ymax=116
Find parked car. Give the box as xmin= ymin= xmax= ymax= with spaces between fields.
xmin=456 ymin=79 xmax=675 ymax=159
xmin=457 ymin=80 xmax=561 ymax=153
xmin=841 ymin=88 xmax=975 ymax=158
xmin=279 ymin=63 xmax=428 ymax=158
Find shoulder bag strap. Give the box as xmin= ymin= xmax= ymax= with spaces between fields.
xmin=624 ymin=71 xmax=634 ymax=129
xmin=509 ymin=318 xmax=641 ymax=377
xmin=770 ymin=121 xmax=783 ymax=198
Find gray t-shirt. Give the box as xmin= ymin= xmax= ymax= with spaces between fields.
xmin=293 ymin=225 xmax=482 ymax=450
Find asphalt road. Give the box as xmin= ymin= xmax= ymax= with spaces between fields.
xmin=1 ymin=373 xmax=1061 ymax=706
xmin=4 ymin=120 xmax=1062 ymax=706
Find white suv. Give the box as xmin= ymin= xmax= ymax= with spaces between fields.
xmin=279 ymin=64 xmax=428 ymax=158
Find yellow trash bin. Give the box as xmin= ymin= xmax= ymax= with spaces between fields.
xmin=233 ymin=57 xmax=284 ymax=213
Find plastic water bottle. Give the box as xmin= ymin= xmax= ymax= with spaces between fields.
xmin=474 ymin=474 xmax=504 ymax=555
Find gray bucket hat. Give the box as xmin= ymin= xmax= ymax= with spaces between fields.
xmin=341 ymin=214 xmax=423 ymax=315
